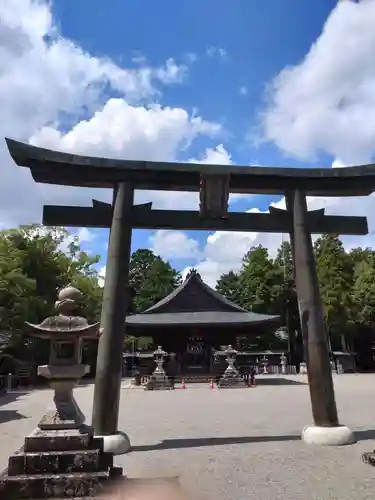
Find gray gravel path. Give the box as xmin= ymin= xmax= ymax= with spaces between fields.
xmin=1 ymin=375 xmax=375 ymax=500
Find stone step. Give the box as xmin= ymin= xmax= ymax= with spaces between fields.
xmin=8 ymin=449 xmax=111 ymax=476
xmin=2 ymin=470 xmax=109 ymax=498
xmin=24 ymin=430 xmax=103 ymax=453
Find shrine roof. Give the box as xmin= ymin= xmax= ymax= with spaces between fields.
xmin=6 ymin=138 xmax=375 ymax=196
xmin=125 ymin=270 xmax=279 ymax=327
xmin=126 ymin=310 xmax=279 ymax=327
xmin=142 ymin=270 xmax=247 ymax=314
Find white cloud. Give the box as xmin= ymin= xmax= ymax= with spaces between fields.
xmin=206 ymin=47 xmax=228 ymax=60
xmin=0 ymin=0 xmax=223 ymax=227
xmin=57 ymin=227 xmax=96 ymax=255
xmin=262 ymin=0 xmax=375 ymax=165
xmin=239 ymin=86 xmax=248 ymax=96
xmin=150 ymin=230 xmax=200 ymax=260
xmin=98 ymin=265 xmax=106 ymax=288
xmin=31 ymin=100 xmax=219 ymax=163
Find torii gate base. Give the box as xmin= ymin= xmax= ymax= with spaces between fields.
xmin=6 ymin=138 xmax=373 ymax=450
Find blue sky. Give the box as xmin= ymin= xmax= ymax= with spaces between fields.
xmin=53 ymin=0 xmax=336 ymax=168
xmin=1 ymin=0 xmax=374 ymax=286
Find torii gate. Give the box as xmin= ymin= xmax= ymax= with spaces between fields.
xmin=6 ymin=137 xmax=375 ymax=450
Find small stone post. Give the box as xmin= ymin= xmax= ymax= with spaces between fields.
xmin=280 ymin=353 xmax=287 ymax=375
xmin=261 ymin=355 xmax=269 ymax=374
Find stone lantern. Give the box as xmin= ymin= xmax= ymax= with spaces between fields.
xmin=280 ymin=352 xmax=287 ymax=374
xmin=218 ymin=344 xmax=246 ymax=389
xmin=0 ymin=286 xmax=121 ymax=499
xmin=146 ymin=345 xmax=171 ymax=390
xmin=25 ymin=285 xmax=100 ymax=430
xmin=261 ymin=354 xmax=269 ymax=374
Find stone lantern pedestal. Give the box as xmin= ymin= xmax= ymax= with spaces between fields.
xmin=218 ymin=345 xmax=246 ymax=389
xmin=0 ymin=286 xmax=119 ymax=499
xmin=146 ymin=345 xmax=171 ymax=391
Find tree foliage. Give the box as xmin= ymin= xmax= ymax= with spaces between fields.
xmin=2 ymin=222 xmax=375 ymax=364
xmin=216 ymin=271 xmax=241 ymax=304
xmin=129 ymin=249 xmax=182 ymax=312
xmin=215 ymin=237 xmax=375 ymax=354
xmin=0 ymin=225 xmax=102 ymax=362
xmin=238 ymin=246 xmax=283 ymax=314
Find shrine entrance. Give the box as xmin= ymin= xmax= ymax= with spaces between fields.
xmin=182 ymin=337 xmax=210 ymax=374
xmin=6 ymin=137 xmax=375 ymax=448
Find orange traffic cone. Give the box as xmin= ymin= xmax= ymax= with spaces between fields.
xmin=181 ymin=378 xmax=186 ymax=389
xmin=210 ymin=378 xmax=214 ymax=390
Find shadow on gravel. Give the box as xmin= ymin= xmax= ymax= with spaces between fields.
xmin=0 ymin=409 xmax=27 ymax=424
xmin=255 ymin=377 xmax=307 ymax=385
xmin=354 ymin=429 xmax=375 ymax=441
xmin=0 ymin=391 xmax=28 ymax=408
xmin=131 ymin=435 xmax=301 ymax=451
xmin=131 ymin=429 xmax=375 ymax=452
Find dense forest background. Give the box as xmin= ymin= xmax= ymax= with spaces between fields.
xmin=1 ymin=225 xmax=375 ymax=372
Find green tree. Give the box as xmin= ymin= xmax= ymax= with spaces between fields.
xmin=352 ymin=255 xmax=375 ymax=326
xmin=0 ymin=225 xmax=103 ymax=360
xmin=314 ymin=234 xmax=354 ymax=349
xmin=274 ymin=240 xmax=294 ymax=279
xmin=238 ymin=245 xmax=283 ymax=313
xmin=216 ymin=271 xmax=242 ymax=305
xmin=129 ymin=249 xmax=181 ymax=312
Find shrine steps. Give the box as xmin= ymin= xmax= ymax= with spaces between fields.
xmin=0 ymin=433 xmax=115 ymax=498
xmin=8 ymin=449 xmax=106 ymax=475
xmin=2 ymin=470 xmax=110 ymax=498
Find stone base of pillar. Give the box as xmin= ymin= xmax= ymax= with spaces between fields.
xmin=96 ymin=431 xmax=131 ymax=455
xmin=301 ymin=425 xmax=356 ymax=446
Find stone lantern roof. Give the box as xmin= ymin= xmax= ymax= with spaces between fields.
xmin=25 ymin=285 xmax=99 ymax=338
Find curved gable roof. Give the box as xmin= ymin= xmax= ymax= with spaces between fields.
xmin=143 ymin=270 xmax=246 ymax=314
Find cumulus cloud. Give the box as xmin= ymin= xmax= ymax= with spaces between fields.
xmin=150 ymin=230 xmax=200 ymax=260
xmin=262 ymin=0 xmax=375 ymax=165
xmin=0 ymin=0 xmax=216 ymax=227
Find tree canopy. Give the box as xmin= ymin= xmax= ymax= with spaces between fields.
xmin=215 ymin=236 xmax=375 ymax=357
xmin=0 ymin=226 xmax=182 ymax=363
xmin=129 ymin=249 xmax=182 ymax=312
xmin=2 ymin=223 xmax=375 ymax=366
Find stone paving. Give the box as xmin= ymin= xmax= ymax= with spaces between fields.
xmin=1 ymin=374 xmax=375 ymax=499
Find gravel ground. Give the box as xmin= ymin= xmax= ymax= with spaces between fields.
xmin=2 ymin=374 xmax=375 ymax=500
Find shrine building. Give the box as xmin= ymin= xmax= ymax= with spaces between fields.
xmin=125 ymin=270 xmax=280 ymax=376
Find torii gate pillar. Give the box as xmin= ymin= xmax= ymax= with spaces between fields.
xmin=91 ymin=182 xmax=133 ymax=454
xmin=292 ymin=189 xmax=355 ymax=446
